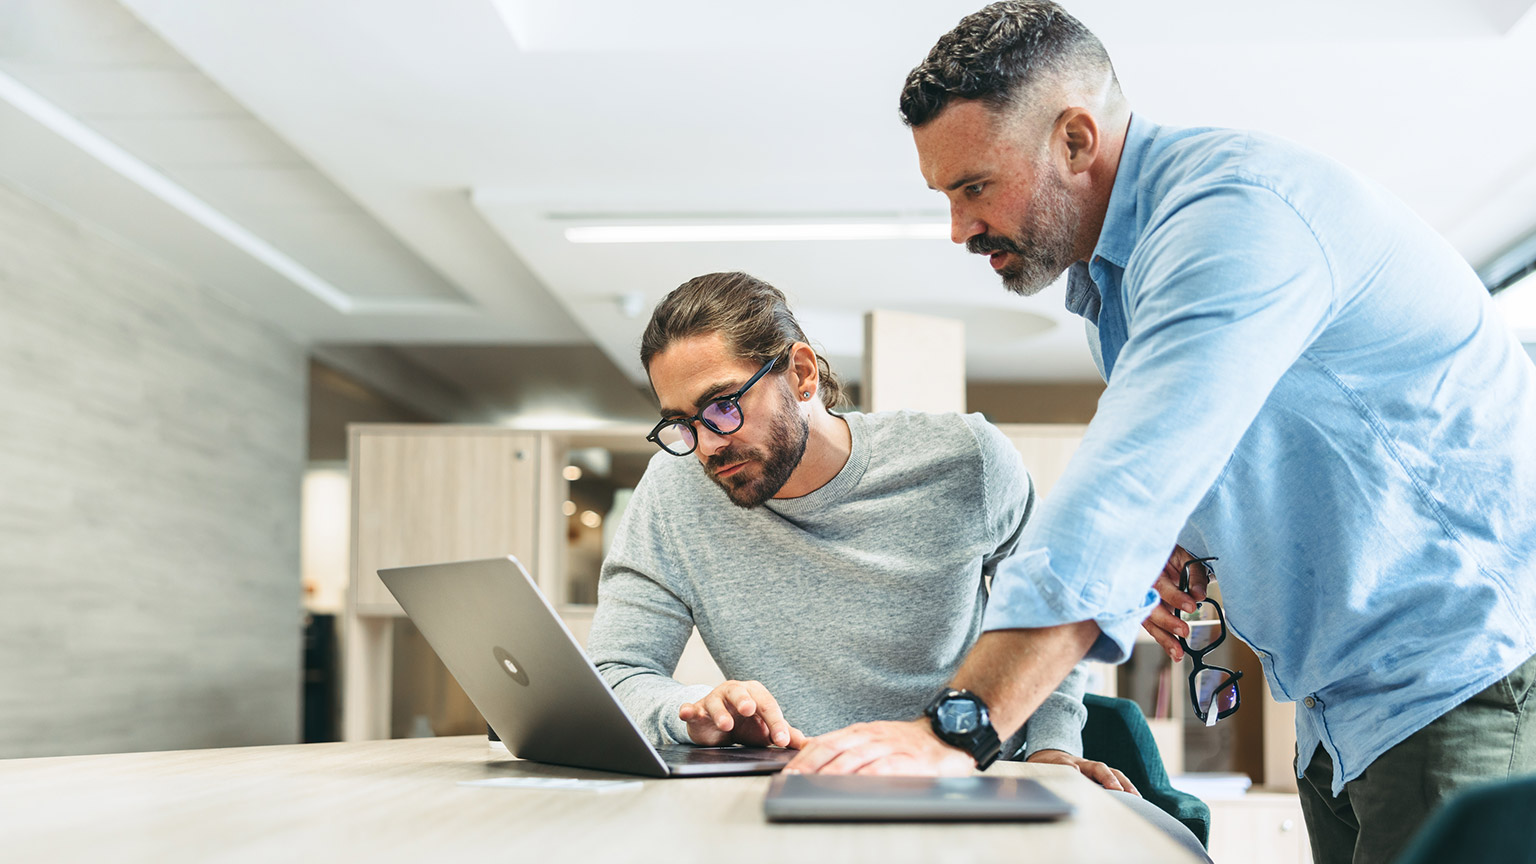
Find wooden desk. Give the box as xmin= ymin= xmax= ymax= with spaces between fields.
xmin=0 ymin=736 xmax=1203 ymax=863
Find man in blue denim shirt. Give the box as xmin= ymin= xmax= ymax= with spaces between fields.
xmin=787 ymin=3 xmax=1536 ymax=862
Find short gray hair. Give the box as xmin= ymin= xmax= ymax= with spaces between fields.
xmin=900 ymin=1 xmax=1118 ymax=128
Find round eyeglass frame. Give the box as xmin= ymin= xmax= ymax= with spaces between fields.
xmin=645 ymin=357 xmax=776 ymax=456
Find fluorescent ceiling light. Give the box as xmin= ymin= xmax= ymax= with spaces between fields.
xmin=0 ymin=69 xmax=468 ymax=318
xmin=564 ymin=223 xmax=951 ymax=244
xmin=498 ymin=411 xmax=618 ymax=431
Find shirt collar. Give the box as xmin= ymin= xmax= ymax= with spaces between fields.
xmin=1062 ymin=112 xmax=1157 ymax=324
xmin=1092 ymin=111 xmax=1157 ymax=271
xmin=1065 ymin=262 xmax=1101 ymax=323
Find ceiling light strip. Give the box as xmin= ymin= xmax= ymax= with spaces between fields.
xmin=0 ymin=69 xmax=357 ymax=313
xmin=564 ymin=223 xmax=951 ymax=244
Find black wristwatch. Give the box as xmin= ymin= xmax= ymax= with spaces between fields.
xmin=923 ymin=688 xmax=1002 ymax=770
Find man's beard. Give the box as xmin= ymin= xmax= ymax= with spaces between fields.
xmin=965 ymin=160 xmax=1081 ymax=297
xmin=703 ymin=382 xmax=809 ymax=508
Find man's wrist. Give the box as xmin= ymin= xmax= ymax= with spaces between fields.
xmin=923 ymin=688 xmax=1003 ymax=770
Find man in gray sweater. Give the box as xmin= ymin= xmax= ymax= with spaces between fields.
xmin=586 ymin=270 xmax=1122 ymax=787
xmin=587 ymin=271 xmax=1214 ymax=859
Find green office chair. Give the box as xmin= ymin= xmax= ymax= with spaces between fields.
xmin=1393 ymin=773 xmax=1536 ymax=864
xmin=1081 ymin=693 xmax=1211 ymax=848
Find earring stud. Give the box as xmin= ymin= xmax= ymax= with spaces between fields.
xmin=803 ymin=392 xmax=812 ymax=399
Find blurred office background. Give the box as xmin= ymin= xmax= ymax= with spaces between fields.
xmin=2 ymin=0 xmax=1535 ymax=764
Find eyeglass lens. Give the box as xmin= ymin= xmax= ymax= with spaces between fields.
xmin=701 ymin=399 xmax=742 ymax=433
xmin=655 ymin=398 xmax=747 ymax=455
xmin=1179 ymin=602 xmax=1224 ymax=652
xmin=655 ymin=422 xmax=695 ymax=455
xmin=1194 ymin=669 xmax=1240 ymax=717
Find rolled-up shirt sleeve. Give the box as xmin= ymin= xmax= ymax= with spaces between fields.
xmin=984 ymin=178 xmax=1335 ymax=663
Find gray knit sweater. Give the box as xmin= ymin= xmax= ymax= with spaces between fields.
xmin=587 ymin=410 xmax=1088 ymax=758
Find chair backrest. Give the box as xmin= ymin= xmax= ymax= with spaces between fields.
xmin=1082 ymin=693 xmax=1210 ymax=848
xmin=1082 ymin=694 xmax=1174 ymax=795
xmin=1394 ymin=773 xmax=1536 ymax=864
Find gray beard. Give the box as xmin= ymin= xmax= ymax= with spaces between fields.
xmin=975 ymin=164 xmax=1082 ymax=298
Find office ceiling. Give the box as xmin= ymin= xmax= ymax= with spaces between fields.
xmin=1 ymin=0 xmax=1534 ymax=391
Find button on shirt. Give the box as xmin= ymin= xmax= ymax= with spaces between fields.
xmin=984 ymin=113 xmax=1536 ymax=794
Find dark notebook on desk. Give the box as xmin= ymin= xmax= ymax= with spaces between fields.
xmin=379 ymin=555 xmax=794 ymax=778
xmin=763 ymin=773 xmax=1076 ymax=822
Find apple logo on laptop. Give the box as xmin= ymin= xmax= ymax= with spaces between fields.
xmin=493 ymin=646 xmax=530 ymax=686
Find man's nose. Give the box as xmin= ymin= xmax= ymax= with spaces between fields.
xmin=694 ymin=423 xmax=730 ymax=459
xmin=950 ymin=203 xmax=983 ymax=245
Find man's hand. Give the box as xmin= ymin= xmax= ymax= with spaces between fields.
xmin=1141 ymin=546 xmax=1211 ymax=662
xmin=678 ymin=680 xmax=806 ymax=748
xmin=783 ymin=718 xmax=975 ymax=776
xmin=1025 ymin=749 xmax=1139 ymax=795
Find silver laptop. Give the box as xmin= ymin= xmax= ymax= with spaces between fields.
xmin=378 ymin=555 xmax=794 ymax=777
xmin=763 ymin=773 xmax=1076 ymax=822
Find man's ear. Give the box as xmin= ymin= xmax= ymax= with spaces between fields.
xmin=1058 ymin=107 xmax=1100 ymax=175
xmin=787 ymin=342 xmax=819 ymax=401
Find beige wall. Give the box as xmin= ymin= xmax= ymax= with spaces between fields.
xmin=0 ymin=178 xmax=307 ymax=757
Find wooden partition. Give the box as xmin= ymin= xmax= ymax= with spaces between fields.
xmin=344 ymin=423 xmax=724 ymax=742
xmin=862 ymin=309 xmax=966 ymax=413
xmin=344 ymin=425 xmax=539 ymax=741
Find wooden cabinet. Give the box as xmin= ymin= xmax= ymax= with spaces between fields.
xmin=994 ymin=423 xmax=1087 ymax=499
xmin=1207 ymin=792 xmax=1312 ymax=864
xmin=344 ymin=425 xmax=540 ymax=740
xmin=343 ymin=424 xmax=722 ymax=742
xmin=351 ymin=428 xmax=539 ymax=613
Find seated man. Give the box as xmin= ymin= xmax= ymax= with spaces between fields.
xmin=587 ymin=270 xmax=1205 ymax=856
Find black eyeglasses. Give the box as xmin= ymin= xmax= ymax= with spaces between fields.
xmin=646 ymin=357 xmax=776 ymax=456
xmin=1177 ymin=556 xmax=1243 ymax=725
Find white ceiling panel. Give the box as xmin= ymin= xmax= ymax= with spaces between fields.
xmin=166 ymin=165 xmax=360 ymax=212
xmin=4 ymin=65 xmax=247 ymax=116
xmin=246 ymin=209 xmax=468 ymax=302
xmin=0 ymin=0 xmax=590 ymax=341
xmin=490 ymin=0 xmax=1535 ymax=52
xmin=0 ymin=0 xmax=185 ymax=65
xmin=6 ymin=0 xmax=1532 ymax=382
xmin=87 ymin=116 xmax=305 ymax=168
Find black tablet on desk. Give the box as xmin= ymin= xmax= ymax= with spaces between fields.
xmin=763 ymin=773 xmax=1076 ymax=822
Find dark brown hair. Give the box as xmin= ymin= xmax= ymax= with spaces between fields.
xmin=900 ymin=1 xmax=1117 ymax=128
xmin=640 ymin=272 xmax=847 ymax=410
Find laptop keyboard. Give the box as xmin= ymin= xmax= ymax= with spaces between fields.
xmin=656 ymin=746 xmax=795 ymax=765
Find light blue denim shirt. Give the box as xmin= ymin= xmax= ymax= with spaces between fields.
xmin=984 ymin=113 xmax=1536 ymax=794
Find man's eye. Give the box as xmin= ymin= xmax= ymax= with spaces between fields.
xmin=966 ymin=183 xmax=985 ymax=196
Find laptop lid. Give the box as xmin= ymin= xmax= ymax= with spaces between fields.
xmin=763 ymin=773 xmax=1076 ymax=822
xmin=378 ymin=556 xmax=790 ymax=778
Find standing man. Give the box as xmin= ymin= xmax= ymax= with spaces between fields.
xmin=788 ymin=5 xmax=1536 ymax=864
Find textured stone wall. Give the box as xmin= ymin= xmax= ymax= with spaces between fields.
xmin=0 ymin=178 xmax=306 ymax=757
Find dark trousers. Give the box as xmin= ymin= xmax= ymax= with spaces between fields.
xmin=1297 ymin=652 xmax=1536 ymax=864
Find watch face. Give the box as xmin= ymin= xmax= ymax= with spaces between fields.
xmin=936 ymin=698 xmax=980 ymax=734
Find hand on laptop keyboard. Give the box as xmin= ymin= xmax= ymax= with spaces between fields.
xmin=679 ymin=680 xmax=808 ymax=749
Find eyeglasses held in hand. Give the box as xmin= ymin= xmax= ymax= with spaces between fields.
xmin=646 ymin=357 xmax=776 ymax=456
xmin=1177 ymin=556 xmax=1243 ymax=725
